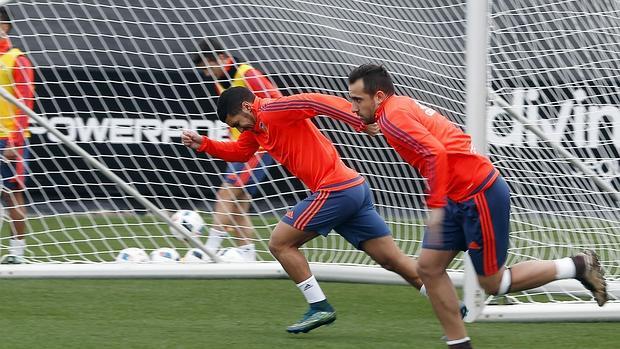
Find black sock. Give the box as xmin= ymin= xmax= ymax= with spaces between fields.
xmin=448 ymin=340 xmax=473 ymax=349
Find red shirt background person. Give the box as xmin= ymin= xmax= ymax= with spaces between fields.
xmin=190 ymin=38 xmax=282 ymax=262
xmin=0 ymin=7 xmax=35 ymax=264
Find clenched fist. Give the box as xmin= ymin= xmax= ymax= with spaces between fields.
xmin=181 ymin=130 xmax=203 ymax=150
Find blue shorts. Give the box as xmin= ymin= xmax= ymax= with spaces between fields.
xmin=0 ymin=139 xmax=30 ymax=191
xmin=223 ymin=151 xmax=274 ymax=196
xmin=281 ymin=178 xmax=391 ymax=249
xmin=422 ymin=176 xmax=510 ymax=276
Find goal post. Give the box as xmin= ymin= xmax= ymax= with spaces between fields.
xmin=462 ymin=0 xmax=490 ymax=322
xmin=467 ymin=0 xmax=620 ymax=321
xmin=0 ymin=0 xmax=617 ymax=322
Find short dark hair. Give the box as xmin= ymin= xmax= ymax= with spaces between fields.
xmin=217 ymin=87 xmax=256 ymax=123
xmin=0 ymin=7 xmax=12 ymax=33
xmin=348 ymin=64 xmax=395 ymax=96
xmin=191 ymin=38 xmax=227 ymax=66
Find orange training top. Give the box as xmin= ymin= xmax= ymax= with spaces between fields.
xmin=376 ymin=95 xmax=498 ymax=208
xmin=198 ymin=93 xmax=366 ymax=192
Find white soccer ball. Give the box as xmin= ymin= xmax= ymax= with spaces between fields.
xmin=182 ymin=248 xmax=212 ymax=263
xmin=150 ymin=247 xmax=180 ymax=263
xmin=217 ymin=247 xmax=246 ymax=263
xmin=116 ymin=247 xmax=150 ymax=263
xmin=170 ymin=210 xmax=206 ymax=241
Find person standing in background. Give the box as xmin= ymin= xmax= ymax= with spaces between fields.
xmin=190 ymin=38 xmax=282 ymax=262
xmin=0 ymin=7 xmax=35 ymax=264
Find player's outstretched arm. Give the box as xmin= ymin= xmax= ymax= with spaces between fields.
xmin=261 ymin=93 xmax=367 ymax=131
xmin=182 ymin=129 xmax=260 ymax=163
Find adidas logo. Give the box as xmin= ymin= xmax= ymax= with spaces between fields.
xmin=285 ymin=211 xmax=294 ymax=219
xmin=303 ymin=284 xmax=313 ymax=291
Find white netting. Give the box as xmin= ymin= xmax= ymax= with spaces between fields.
xmin=0 ymin=0 xmax=617 ymax=314
xmin=487 ymin=0 xmax=620 ymax=306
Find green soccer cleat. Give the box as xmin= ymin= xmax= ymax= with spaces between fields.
xmin=286 ymin=308 xmax=337 ymax=334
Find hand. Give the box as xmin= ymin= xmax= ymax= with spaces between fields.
xmin=181 ymin=130 xmax=203 ymax=150
xmin=426 ymin=207 xmax=445 ymax=245
xmin=363 ymin=123 xmax=381 ymax=136
xmin=3 ymin=147 xmax=19 ymax=160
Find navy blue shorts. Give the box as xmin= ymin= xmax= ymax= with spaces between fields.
xmin=281 ymin=178 xmax=391 ymax=249
xmin=223 ymin=151 xmax=274 ymax=196
xmin=422 ymin=176 xmax=510 ymax=276
xmin=0 ymin=139 xmax=29 ymax=191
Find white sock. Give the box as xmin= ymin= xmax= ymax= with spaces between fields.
xmin=446 ymin=337 xmax=471 ymax=345
xmin=296 ymin=275 xmax=326 ymax=304
xmin=9 ymin=238 xmax=26 ymax=256
xmin=419 ymin=284 xmax=428 ymax=297
xmin=554 ymin=257 xmax=577 ymax=279
xmin=205 ymin=228 xmax=227 ymax=252
xmin=237 ymin=243 xmax=256 ymax=262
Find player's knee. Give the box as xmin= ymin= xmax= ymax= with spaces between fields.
xmin=376 ymin=257 xmax=397 ymax=272
xmin=268 ymin=239 xmax=280 ymax=256
xmin=417 ymin=259 xmax=444 ymax=279
xmin=268 ymin=238 xmax=290 ymax=257
xmin=481 ymin=282 xmax=500 ymax=295
xmin=480 ymin=269 xmax=512 ymax=296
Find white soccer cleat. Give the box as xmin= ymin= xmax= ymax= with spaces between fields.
xmin=0 ymin=254 xmax=26 ymax=264
xmin=237 ymin=244 xmax=257 ymax=262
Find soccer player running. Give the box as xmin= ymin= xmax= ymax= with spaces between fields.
xmin=0 ymin=7 xmax=35 ymax=264
xmin=346 ymin=64 xmax=608 ymax=349
xmin=182 ymin=87 xmax=424 ymax=333
xmin=191 ymin=38 xmax=282 ymax=262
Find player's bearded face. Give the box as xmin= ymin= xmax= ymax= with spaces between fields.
xmin=226 ymin=102 xmax=256 ymax=132
xmin=348 ymin=80 xmax=377 ymax=124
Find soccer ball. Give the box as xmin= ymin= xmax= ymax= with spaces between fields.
xmin=182 ymin=248 xmax=212 ymax=263
xmin=116 ymin=247 xmax=150 ymax=263
xmin=216 ymin=247 xmax=246 ymax=263
xmin=150 ymin=247 xmax=180 ymax=263
xmin=170 ymin=210 xmax=206 ymax=241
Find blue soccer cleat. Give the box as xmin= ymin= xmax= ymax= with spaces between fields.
xmin=286 ymin=308 xmax=337 ymax=334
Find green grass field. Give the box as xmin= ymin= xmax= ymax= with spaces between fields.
xmin=1 ymin=214 xmax=618 ymax=348
xmin=0 ymin=279 xmax=617 ymax=349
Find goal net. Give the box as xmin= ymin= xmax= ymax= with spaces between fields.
xmin=0 ymin=0 xmax=618 ymax=320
